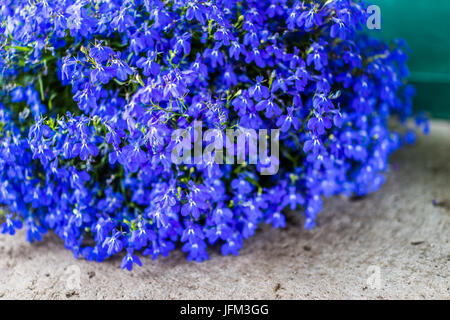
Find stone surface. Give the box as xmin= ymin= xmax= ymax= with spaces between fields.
xmin=0 ymin=121 xmax=449 ymax=300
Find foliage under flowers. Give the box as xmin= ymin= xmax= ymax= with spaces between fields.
xmin=0 ymin=0 xmax=427 ymax=269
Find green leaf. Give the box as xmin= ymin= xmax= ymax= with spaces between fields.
xmin=48 ymin=92 xmax=58 ymax=110
xmin=5 ymin=45 xmax=31 ymax=52
xmin=38 ymin=75 xmax=45 ymax=101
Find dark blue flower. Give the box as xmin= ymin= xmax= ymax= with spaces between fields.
xmin=255 ymin=96 xmax=282 ymax=118
xmin=307 ymin=42 xmax=328 ymax=71
xmin=249 ymin=76 xmax=270 ymax=101
xmin=186 ymin=2 xmax=206 ymax=24
xmin=25 ymin=219 xmax=46 ymax=243
xmin=136 ymin=51 xmax=160 ymax=76
xmin=276 ymin=107 xmax=301 ymax=132
xmin=71 ymin=139 xmax=99 ymax=161
xmin=121 ymin=248 xmax=143 ymax=271
xmin=265 ymin=210 xmax=286 ymax=229
xmin=221 ymin=233 xmax=243 ymax=256
xmin=103 ymin=231 xmax=123 ymax=256
xmin=1 ymin=214 xmax=23 ymax=235
xmin=303 ymin=133 xmax=325 ymax=155
xmin=111 ymin=58 xmax=133 ymax=81
xmin=298 ymin=7 xmax=323 ymax=29
xmin=110 ymin=9 xmax=134 ymax=32
xmin=89 ymin=44 xmax=114 ymax=64
xmin=307 ymin=111 xmax=332 ymax=135
xmin=90 ymin=65 xmax=115 ymax=84
xmin=204 ymin=44 xmax=224 ymax=68
xmin=181 ymin=192 xmax=209 ymax=219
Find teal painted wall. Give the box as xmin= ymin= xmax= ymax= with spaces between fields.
xmin=369 ymin=0 xmax=450 ymax=119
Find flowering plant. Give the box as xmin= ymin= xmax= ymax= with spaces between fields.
xmin=0 ymin=0 xmax=427 ymax=270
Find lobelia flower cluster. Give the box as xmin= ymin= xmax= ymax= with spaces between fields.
xmin=0 ymin=0 xmax=428 ymax=270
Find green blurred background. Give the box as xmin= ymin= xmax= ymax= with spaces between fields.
xmin=370 ymin=0 xmax=450 ymax=119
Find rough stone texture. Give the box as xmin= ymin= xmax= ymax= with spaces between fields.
xmin=0 ymin=121 xmax=449 ymax=300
